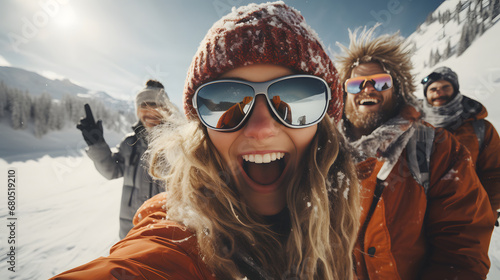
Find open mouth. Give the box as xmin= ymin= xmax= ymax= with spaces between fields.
xmin=432 ymin=97 xmax=449 ymax=103
xmin=359 ymin=98 xmax=380 ymax=106
xmin=242 ymin=152 xmax=286 ymax=185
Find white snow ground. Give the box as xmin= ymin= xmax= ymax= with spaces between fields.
xmin=0 ymin=124 xmax=124 ymax=280
xmin=1 ymin=9 xmax=500 ymax=279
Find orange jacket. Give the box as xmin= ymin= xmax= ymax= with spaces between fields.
xmin=448 ymin=99 xmax=500 ymax=212
xmin=50 ymin=193 xmax=216 ymax=280
xmin=353 ymin=107 xmax=495 ymax=280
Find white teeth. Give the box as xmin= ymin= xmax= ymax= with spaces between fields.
xmin=243 ymin=152 xmax=285 ymax=164
xmin=360 ymin=98 xmax=379 ymax=105
xmin=263 ymin=154 xmax=271 ymax=163
xmin=255 ymin=154 xmax=263 ymax=163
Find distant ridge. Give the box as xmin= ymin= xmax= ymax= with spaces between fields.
xmin=0 ymin=66 xmax=133 ymax=113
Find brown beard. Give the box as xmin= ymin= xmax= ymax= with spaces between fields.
xmin=343 ymin=102 xmax=401 ymax=139
xmin=345 ymin=110 xmax=385 ymax=132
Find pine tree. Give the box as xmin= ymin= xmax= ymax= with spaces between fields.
xmin=457 ymin=24 xmax=470 ymax=56
xmin=33 ymin=92 xmax=52 ymax=137
xmin=478 ymin=20 xmax=485 ymax=34
xmin=456 ymin=1 xmax=463 ymax=23
xmin=10 ymin=89 xmax=31 ymax=129
xmin=434 ymin=49 xmax=442 ymax=65
xmin=491 ymin=0 xmax=500 ymax=20
xmin=0 ymin=81 xmax=7 ymax=118
xmin=425 ymin=12 xmax=435 ymax=24
xmin=48 ymin=102 xmax=66 ymax=130
xmin=443 ymin=40 xmax=452 ymax=59
xmin=429 ymin=49 xmax=435 ymax=67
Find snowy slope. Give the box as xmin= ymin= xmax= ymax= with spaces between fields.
xmin=0 ymin=124 xmax=125 ymax=279
xmin=408 ymin=0 xmax=500 ymax=128
xmin=0 ymin=156 xmax=121 ymax=279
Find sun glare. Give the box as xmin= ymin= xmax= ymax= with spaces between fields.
xmin=54 ymin=6 xmax=77 ymax=28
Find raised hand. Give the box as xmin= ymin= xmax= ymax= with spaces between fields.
xmin=76 ymin=104 xmax=104 ymax=146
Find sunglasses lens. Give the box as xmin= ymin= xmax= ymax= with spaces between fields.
xmin=371 ymin=74 xmax=392 ymax=91
xmin=195 ymin=82 xmax=254 ymax=130
xmin=345 ymin=74 xmax=392 ymax=94
xmin=268 ymin=77 xmax=329 ymax=126
xmin=345 ymin=77 xmax=365 ymax=94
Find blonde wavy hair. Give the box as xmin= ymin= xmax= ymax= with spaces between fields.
xmin=335 ymin=24 xmax=418 ymax=107
xmin=147 ymin=114 xmax=360 ymax=280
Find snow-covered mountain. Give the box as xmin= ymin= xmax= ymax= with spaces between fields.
xmin=0 ymin=66 xmax=136 ymax=138
xmin=407 ymin=0 xmax=500 ymax=129
xmin=408 ymin=0 xmax=500 ymax=73
xmin=0 ymin=66 xmax=134 ymax=113
xmin=0 ymin=66 xmax=87 ymax=99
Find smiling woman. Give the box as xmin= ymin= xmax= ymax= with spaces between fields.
xmin=50 ymin=2 xmax=361 ymax=280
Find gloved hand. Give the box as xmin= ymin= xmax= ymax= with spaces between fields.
xmin=76 ymin=104 xmax=105 ymax=146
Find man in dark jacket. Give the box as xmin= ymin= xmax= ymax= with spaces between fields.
xmin=421 ymin=66 xmax=500 ymax=219
xmin=77 ymin=80 xmax=174 ymax=239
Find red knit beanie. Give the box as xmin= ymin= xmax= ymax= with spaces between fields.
xmin=183 ymin=1 xmax=343 ymax=123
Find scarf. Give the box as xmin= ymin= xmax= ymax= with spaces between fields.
xmin=341 ymin=111 xmax=416 ymax=165
xmin=422 ymin=92 xmax=464 ymax=128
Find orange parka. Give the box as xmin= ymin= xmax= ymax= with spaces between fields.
xmin=352 ymin=106 xmax=495 ymax=280
xmin=50 ymin=193 xmax=216 ymax=280
xmin=447 ymin=97 xmax=500 ymax=213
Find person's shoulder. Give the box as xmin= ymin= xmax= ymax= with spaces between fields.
xmin=419 ymin=121 xmax=456 ymax=146
xmin=129 ymin=193 xmax=195 ymax=243
xmin=115 ymin=193 xmax=205 ymax=275
xmin=50 ymin=193 xmax=209 ymax=280
xmin=417 ymin=121 xmax=470 ymax=167
xmin=122 ymin=132 xmax=138 ymax=143
xmin=117 ymin=132 xmax=140 ymax=151
xmin=483 ymin=119 xmax=498 ymax=132
xmin=462 ymin=95 xmax=487 ymax=120
xmin=133 ymin=193 xmax=168 ymax=225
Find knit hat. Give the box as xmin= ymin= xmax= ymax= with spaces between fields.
xmin=183 ymin=1 xmax=343 ymax=123
xmin=135 ymin=80 xmax=170 ymax=110
xmin=421 ymin=66 xmax=459 ymax=96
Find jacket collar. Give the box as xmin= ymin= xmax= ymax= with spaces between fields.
xmin=460 ymin=95 xmax=487 ymax=121
xmin=132 ymin=121 xmax=148 ymax=143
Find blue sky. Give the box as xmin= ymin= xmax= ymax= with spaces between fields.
xmin=0 ymin=0 xmax=444 ymax=108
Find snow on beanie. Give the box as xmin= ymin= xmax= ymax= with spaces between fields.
xmin=135 ymin=80 xmax=170 ymax=110
xmin=422 ymin=66 xmax=460 ymax=96
xmin=183 ymin=1 xmax=343 ymax=123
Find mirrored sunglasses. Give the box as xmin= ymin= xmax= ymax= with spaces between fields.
xmin=192 ymin=75 xmax=331 ymax=132
xmin=344 ymin=73 xmax=393 ymax=94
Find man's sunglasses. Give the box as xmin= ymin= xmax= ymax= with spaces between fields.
xmin=344 ymin=73 xmax=393 ymax=94
xmin=192 ymin=75 xmax=331 ymax=132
